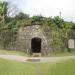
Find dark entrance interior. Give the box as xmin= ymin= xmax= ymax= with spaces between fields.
xmin=31 ymin=37 xmax=41 ymax=53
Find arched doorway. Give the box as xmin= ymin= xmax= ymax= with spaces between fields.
xmin=31 ymin=37 xmax=41 ymax=53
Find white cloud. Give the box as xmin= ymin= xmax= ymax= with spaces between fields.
xmin=6 ymin=0 xmax=75 ymax=22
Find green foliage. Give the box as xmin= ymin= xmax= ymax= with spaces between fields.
xmin=31 ymin=15 xmax=44 ymax=24
xmin=47 ymin=17 xmax=54 ymax=26
xmin=51 ymin=28 xmax=62 ymax=51
xmin=53 ymin=16 xmax=64 ymax=28
xmin=63 ymin=21 xmax=75 ymax=29
xmin=15 ymin=12 xmax=29 ymax=20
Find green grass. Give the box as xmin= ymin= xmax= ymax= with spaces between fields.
xmin=50 ymin=59 xmax=75 ymax=75
xmin=0 ymin=58 xmax=36 ymax=75
xmin=0 ymin=58 xmax=75 ymax=75
xmin=0 ymin=49 xmax=75 ymax=57
xmin=47 ymin=49 xmax=75 ymax=57
xmin=0 ymin=49 xmax=28 ymax=56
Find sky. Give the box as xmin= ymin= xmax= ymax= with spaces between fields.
xmin=3 ymin=0 xmax=75 ymax=22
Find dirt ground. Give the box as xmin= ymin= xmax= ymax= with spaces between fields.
xmin=0 ymin=54 xmax=75 ymax=62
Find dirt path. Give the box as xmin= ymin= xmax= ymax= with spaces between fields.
xmin=0 ymin=54 xmax=75 ymax=62
xmin=0 ymin=54 xmax=28 ymax=62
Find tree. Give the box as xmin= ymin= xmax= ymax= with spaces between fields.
xmin=31 ymin=15 xmax=44 ymax=24
xmin=53 ymin=16 xmax=64 ymax=28
xmin=63 ymin=21 xmax=74 ymax=29
xmin=47 ymin=17 xmax=54 ymax=26
xmin=15 ymin=12 xmax=29 ymax=20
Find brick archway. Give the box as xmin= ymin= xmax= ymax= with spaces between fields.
xmin=31 ymin=37 xmax=41 ymax=53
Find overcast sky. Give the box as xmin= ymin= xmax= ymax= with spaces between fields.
xmin=5 ymin=0 xmax=75 ymax=22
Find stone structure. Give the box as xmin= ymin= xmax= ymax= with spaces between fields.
xmin=1 ymin=24 xmax=75 ymax=55
xmin=16 ymin=25 xmax=52 ymax=55
xmin=68 ymin=39 xmax=75 ymax=49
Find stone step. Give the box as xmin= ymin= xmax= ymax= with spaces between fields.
xmin=32 ymin=53 xmax=41 ymax=57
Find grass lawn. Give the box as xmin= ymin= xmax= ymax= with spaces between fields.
xmin=0 ymin=49 xmax=75 ymax=57
xmin=48 ymin=50 xmax=75 ymax=57
xmin=0 ymin=58 xmax=75 ymax=75
xmin=0 ymin=50 xmax=28 ymax=56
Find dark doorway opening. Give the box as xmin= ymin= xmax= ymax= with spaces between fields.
xmin=31 ymin=37 xmax=41 ymax=53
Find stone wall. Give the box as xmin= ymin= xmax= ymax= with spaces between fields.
xmin=1 ymin=25 xmax=75 ymax=55
xmin=15 ymin=25 xmax=52 ymax=55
